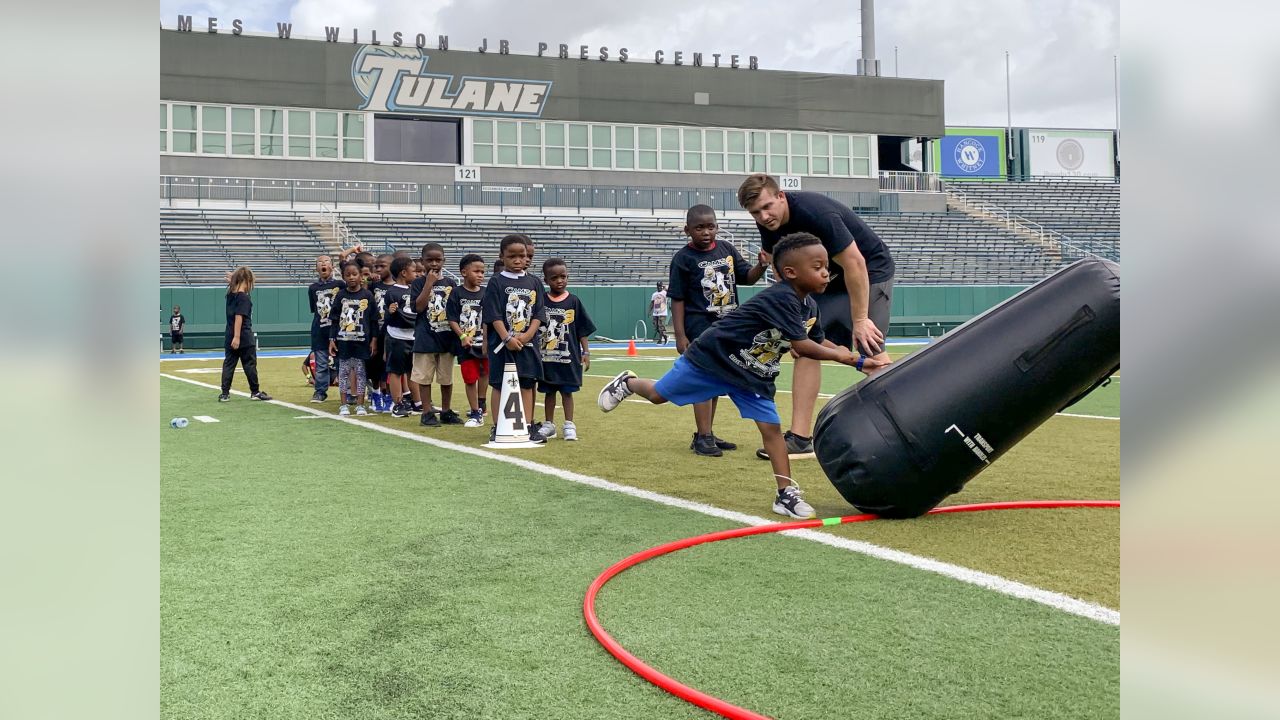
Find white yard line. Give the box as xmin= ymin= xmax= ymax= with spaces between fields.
xmin=162 ymin=372 xmax=1119 ymax=626
xmin=192 ymin=415 xmax=219 ymax=423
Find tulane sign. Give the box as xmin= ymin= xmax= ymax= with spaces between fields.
xmin=353 ymin=45 xmax=552 ymax=118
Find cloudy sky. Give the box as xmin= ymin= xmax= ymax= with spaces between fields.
xmin=160 ymin=0 xmax=1118 ymax=129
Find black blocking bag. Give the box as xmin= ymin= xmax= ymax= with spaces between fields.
xmin=813 ymin=258 xmax=1120 ymax=518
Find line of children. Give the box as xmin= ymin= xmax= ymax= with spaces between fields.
xmin=599 ymin=232 xmax=888 ymax=518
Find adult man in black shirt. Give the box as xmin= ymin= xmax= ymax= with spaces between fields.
xmin=738 ymin=173 xmax=895 ymax=459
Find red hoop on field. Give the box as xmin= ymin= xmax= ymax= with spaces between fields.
xmin=583 ymin=500 xmax=1120 ymax=720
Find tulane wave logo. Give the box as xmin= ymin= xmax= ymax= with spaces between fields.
xmin=351 ymin=45 xmax=552 ymax=118
xmin=954 ymin=138 xmax=987 ymax=174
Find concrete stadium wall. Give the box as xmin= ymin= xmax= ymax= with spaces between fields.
xmin=159 ymin=284 xmax=1024 ymax=349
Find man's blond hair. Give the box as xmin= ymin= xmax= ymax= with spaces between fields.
xmin=737 ymin=173 xmax=780 ymax=208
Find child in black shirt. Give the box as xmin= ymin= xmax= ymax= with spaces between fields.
xmin=367 ymin=253 xmax=395 ymax=412
xmin=667 ymin=204 xmax=768 ymax=457
xmin=308 ymin=256 xmax=344 ymax=403
xmin=538 ymin=258 xmax=595 ymax=441
xmin=600 ymin=233 xmax=886 ymax=519
xmin=219 ymin=267 xmax=271 ymax=402
xmin=383 ymin=256 xmax=421 ymax=418
xmin=482 ymin=234 xmax=548 ymax=444
xmin=328 ymin=262 xmax=378 ymax=416
xmin=169 ymin=305 xmax=185 ymax=354
xmin=447 ymin=253 xmax=489 ymax=427
xmin=411 ymin=243 xmax=462 ymax=427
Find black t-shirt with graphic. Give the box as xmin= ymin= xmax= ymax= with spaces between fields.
xmin=540 ymin=293 xmax=596 ymax=387
xmin=383 ymin=284 xmax=416 ymax=339
xmin=684 ymin=282 xmax=824 ymax=399
xmin=169 ymin=313 xmax=185 ymax=334
xmin=482 ymin=272 xmax=546 ymax=379
xmin=370 ymin=282 xmax=395 ymax=332
xmin=756 ymin=191 xmax=895 ymax=289
xmin=410 ymin=275 xmax=458 ymax=354
xmin=446 ymin=285 xmax=486 ymax=360
xmin=667 ymin=240 xmax=756 ymax=322
xmin=224 ymin=292 xmax=255 ymax=348
xmin=308 ymin=279 xmax=344 ymax=344
xmin=328 ymin=287 xmax=377 ymax=360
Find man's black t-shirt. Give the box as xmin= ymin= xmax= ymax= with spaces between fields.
xmin=329 ymin=288 xmax=377 ymax=360
xmin=667 ymin=240 xmax=757 ymax=321
xmin=446 ymin=285 xmax=486 ymax=359
xmin=169 ymin=313 xmax=185 ymax=334
xmin=683 ymin=282 xmax=824 ymax=398
xmin=756 ymin=192 xmax=895 ymax=289
xmin=410 ymin=275 xmax=458 ymax=354
xmin=308 ymin=279 xmax=344 ymax=333
xmin=224 ymin=292 xmax=255 ymax=348
xmin=540 ymin=293 xmax=596 ymax=387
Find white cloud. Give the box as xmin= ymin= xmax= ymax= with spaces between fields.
xmin=165 ymin=0 xmax=1119 ymax=128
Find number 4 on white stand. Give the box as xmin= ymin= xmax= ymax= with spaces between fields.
xmin=484 ymin=363 xmax=543 ymax=449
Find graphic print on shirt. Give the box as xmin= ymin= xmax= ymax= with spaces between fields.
xmin=458 ymin=298 xmax=483 ymax=351
xmin=170 ymin=316 xmax=182 ymax=332
xmin=372 ymin=286 xmax=388 ymax=325
xmin=505 ymin=287 xmax=537 ymax=333
xmin=336 ymin=298 xmax=370 ymax=341
xmin=428 ymin=286 xmax=453 ymax=332
xmin=315 ymin=288 xmax=339 ymax=326
xmin=541 ymin=308 xmax=575 ymax=364
xmin=731 ymin=316 xmax=818 ymax=378
xmin=699 ymin=255 xmax=737 ymax=317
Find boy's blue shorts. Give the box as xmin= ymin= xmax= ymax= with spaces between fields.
xmin=653 ymin=356 xmax=780 ymax=425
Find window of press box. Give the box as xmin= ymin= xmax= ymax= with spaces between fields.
xmin=373 ymin=115 xmax=460 ymax=164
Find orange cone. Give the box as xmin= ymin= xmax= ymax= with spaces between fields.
xmin=627 ymin=338 xmax=638 ymax=356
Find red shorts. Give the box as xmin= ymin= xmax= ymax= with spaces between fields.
xmin=460 ymin=357 xmax=488 ymax=385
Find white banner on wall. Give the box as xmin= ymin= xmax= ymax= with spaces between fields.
xmin=1025 ymin=129 xmax=1116 ymax=177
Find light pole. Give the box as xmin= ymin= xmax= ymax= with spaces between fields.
xmin=1005 ymin=50 xmax=1014 ymax=176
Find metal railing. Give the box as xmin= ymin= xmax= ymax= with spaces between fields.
xmin=878 ymin=170 xmax=942 ymax=193
xmin=159 ymin=175 xmax=910 ymax=214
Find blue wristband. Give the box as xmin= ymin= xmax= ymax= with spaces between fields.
xmin=855 ymin=355 xmax=865 ymax=371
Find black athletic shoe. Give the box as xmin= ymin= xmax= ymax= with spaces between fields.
xmin=439 ymin=409 xmax=463 ymax=425
xmin=489 ymin=425 xmax=497 ymax=443
xmin=756 ymin=431 xmax=815 ymax=460
xmin=528 ymin=425 xmax=548 ymax=444
xmin=250 ymin=391 xmax=272 ymax=401
xmin=420 ymin=411 xmax=441 ymax=427
xmin=691 ymin=433 xmax=723 ymax=457
xmin=713 ymin=435 xmax=737 ymax=451
xmin=217 ymin=393 xmax=231 ymax=402
xmin=391 ymin=402 xmax=411 ymax=418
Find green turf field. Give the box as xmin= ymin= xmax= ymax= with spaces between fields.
xmin=161 ymin=348 xmax=1118 ymax=719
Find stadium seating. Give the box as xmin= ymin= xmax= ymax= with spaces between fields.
xmin=160 ymin=208 xmax=1062 ymax=287
xmin=159 ymin=209 xmax=330 ymax=285
xmin=945 ymin=178 xmax=1119 ymax=258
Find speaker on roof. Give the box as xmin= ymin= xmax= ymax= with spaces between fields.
xmin=814 ymin=257 xmax=1119 ymax=518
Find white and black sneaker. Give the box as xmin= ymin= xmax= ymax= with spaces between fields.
xmin=598 ymin=370 xmax=637 ymax=412
xmin=540 ymin=421 xmax=557 ymax=439
xmin=528 ymin=425 xmax=548 ymax=445
xmin=773 ymin=484 xmax=816 ymax=519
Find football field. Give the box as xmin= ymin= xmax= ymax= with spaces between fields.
xmin=161 ymin=346 xmax=1118 ymax=719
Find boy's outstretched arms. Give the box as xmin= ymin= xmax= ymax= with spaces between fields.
xmin=790 ymin=338 xmax=891 ymax=372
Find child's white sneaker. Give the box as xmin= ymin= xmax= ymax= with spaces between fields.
xmin=464 ymin=410 xmax=484 ymax=428
xmin=563 ymin=421 xmax=578 ymax=441
xmin=540 ymin=421 xmax=557 ymax=439
xmin=355 ymin=405 xmax=368 ymax=416
xmin=338 ymin=404 xmax=351 ymax=416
